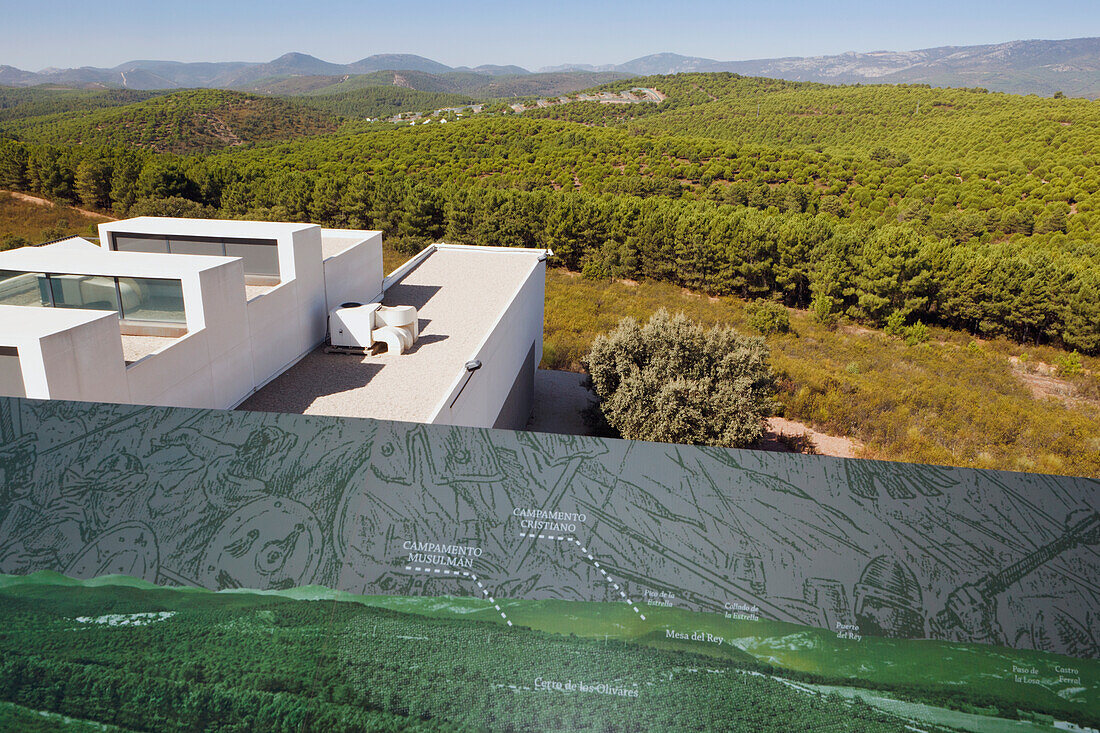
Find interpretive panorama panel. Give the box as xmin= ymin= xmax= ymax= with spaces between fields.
xmin=0 ymin=396 xmax=1097 ymax=731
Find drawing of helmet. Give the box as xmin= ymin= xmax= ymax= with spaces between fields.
xmin=854 ymin=555 xmax=925 ymax=638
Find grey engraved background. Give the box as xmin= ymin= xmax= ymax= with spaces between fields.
xmin=0 ymin=396 xmax=1097 ymax=659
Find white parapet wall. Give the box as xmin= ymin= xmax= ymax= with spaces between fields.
xmin=97 ymin=217 xmax=347 ymax=398
xmin=0 ymin=219 xmax=387 ymax=411
xmin=0 ymin=305 xmax=130 ymax=403
xmin=428 ymin=248 xmax=547 ymax=430
xmin=321 ymin=229 xmax=384 ymax=308
xmin=125 ymin=258 xmax=252 ymax=409
xmin=242 ymin=226 xmax=326 ymax=392
xmin=0 ymin=238 xmax=252 ymax=408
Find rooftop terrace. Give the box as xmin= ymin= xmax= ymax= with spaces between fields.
xmin=238 ymin=244 xmax=545 ymax=422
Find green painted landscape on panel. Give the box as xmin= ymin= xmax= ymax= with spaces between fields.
xmin=0 ymin=573 xmax=1095 ymax=732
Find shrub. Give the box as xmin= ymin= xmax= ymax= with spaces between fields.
xmin=1057 ymin=350 xmax=1084 ymax=377
xmin=746 ymin=300 xmax=791 ymax=335
xmin=1 ymin=234 xmax=29 ymax=251
xmin=583 ymin=309 xmax=776 ymax=447
xmin=884 ymin=310 xmax=906 ymax=337
xmin=393 ymin=235 xmax=430 ymax=256
xmin=904 ymin=321 xmax=930 ymax=346
xmin=811 ymin=293 xmax=837 ymax=327
xmin=127 ymin=195 xmax=217 ymax=219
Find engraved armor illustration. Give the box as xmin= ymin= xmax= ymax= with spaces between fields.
xmin=930 ymin=510 xmax=1100 ymax=645
xmin=854 ymin=555 xmax=926 ymax=638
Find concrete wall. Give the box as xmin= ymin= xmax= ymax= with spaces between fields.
xmin=0 ymin=307 xmax=130 ymax=403
xmin=246 ymin=226 xmax=328 ymax=394
xmin=5 ymin=314 xmax=129 ymax=402
xmin=291 ymin=227 xmax=327 ymax=355
xmin=37 ymin=315 xmax=130 ymax=403
xmin=431 ymin=259 xmax=545 ymax=429
xmin=0 ymin=351 xmax=24 ymax=398
xmin=492 ymin=342 xmax=536 ymax=430
xmin=0 ymin=254 xmax=254 ymax=409
xmin=1 ymin=223 xmax=389 ymax=412
xmin=94 ymin=218 xmax=331 ymax=399
xmin=322 ymin=230 xmax=384 ymax=310
xmin=127 ymin=258 xmax=252 ymax=409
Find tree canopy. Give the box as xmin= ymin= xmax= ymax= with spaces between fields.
xmin=585 ymin=309 xmax=776 ymax=446
xmin=2 ymin=73 xmax=1099 ymax=352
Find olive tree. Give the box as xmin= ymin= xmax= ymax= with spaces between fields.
xmin=584 ymin=309 xmax=776 ymax=447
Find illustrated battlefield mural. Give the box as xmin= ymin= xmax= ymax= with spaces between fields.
xmin=1 ymin=396 xmax=1097 ymax=661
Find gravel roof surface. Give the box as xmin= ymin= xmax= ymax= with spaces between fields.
xmin=120 ymin=334 xmax=177 ymax=364
xmin=239 ymin=247 xmax=541 ymax=422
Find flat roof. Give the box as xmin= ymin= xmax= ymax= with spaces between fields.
xmin=120 ymin=334 xmax=177 ymax=365
xmin=0 ymin=303 xmax=117 ymax=342
xmin=0 ymin=238 xmax=232 ymax=278
xmin=102 ymin=216 xmax=318 ymax=238
xmin=238 ymin=244 xmax=544 ymax=422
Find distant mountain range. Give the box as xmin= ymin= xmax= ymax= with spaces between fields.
xmin=0 ymin=53 xmax=459 ymax=90
xmin=3 ymin=37 xmax=1099 ymax=97
xmin=545 ymin=37 xmax=1100 ymax=98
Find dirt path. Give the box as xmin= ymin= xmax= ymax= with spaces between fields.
xmin=204 ymin=114 xmax=243 ymax=147
xmin=1007 ymin=355 xmax=1095 ymax=410
xmin=2 ymin=190 xmax=115 ymax=221
xmin=759 ymin=416 xmax=863 ymax=459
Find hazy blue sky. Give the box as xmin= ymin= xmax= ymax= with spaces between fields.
xmin=3 ymin=0 xmax=1099 ymax=71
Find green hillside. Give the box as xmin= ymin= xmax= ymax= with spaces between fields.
xmin=0 ymin=89 xmax=341 ymax=153
xmin=338 ymin=593 xmax=1099 ymax=726
xmin=298 ymin=86 xmax=478 ymax=119
xmin=600 ymin=73 xmax=1100 ymax=164
xmin=0 ymin=572 xmax=1095 ymax=731
xmin=0 ymin=573 xmax=923 ymax=732
xmin=2 ymin=72 xmax=1099 ymax=474
xmin=240 ymin=69 xmax=630 ymax=98
xmin=0 ymin=87 xmax=165 ymax=123
xmin=3 ymin=74 xmax=1100 ymax=350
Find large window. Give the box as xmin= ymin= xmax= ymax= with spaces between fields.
xmin=0 ymin=270 xmax=185 ymax=325
xmin=111 ymin=233 xmax=280 ymax=281
xmin=0 ymin=270 xmax=47 ymax=308
xmin=116 ymin=277 xmax=185 ymax=324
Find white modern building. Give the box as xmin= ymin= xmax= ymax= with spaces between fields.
xmin=0 ymin=217 xmax=548 ymax=430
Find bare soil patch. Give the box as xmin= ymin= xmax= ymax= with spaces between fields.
xmin=759 ymin=416 xmax=863 ymax=459
xmin=1007 ymin=356 xmax=1094 ymax=409
xmin=3 ymin=190 xmax=114 ymax=221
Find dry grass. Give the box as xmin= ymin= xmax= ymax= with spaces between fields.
xmin=0 ymin=191 xmax=107 ymax=247
xmin=541 ymin=269 xmax=1100 ymax=477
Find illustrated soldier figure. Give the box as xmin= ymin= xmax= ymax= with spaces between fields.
xmin=81 ymin=452 xmax=150 ymax=539
xmin=931 ymin=510 xmax=1100 ymax=646
xmin=145 ymin=424 xmax=295 ymax=517
xmin=853 ymin=555 xmax=926 ymax=639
